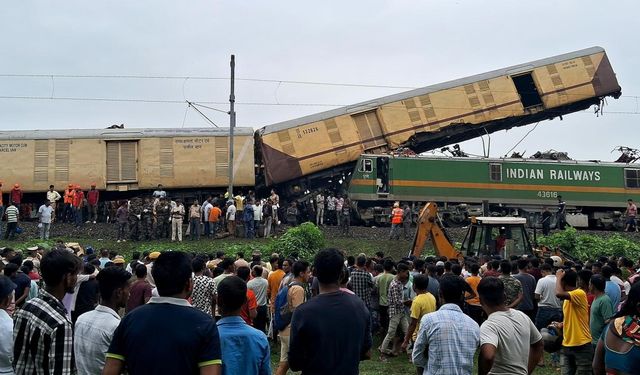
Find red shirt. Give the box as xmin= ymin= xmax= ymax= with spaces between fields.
xmin=10 ymin=188 xmax=22 ymax=204
xmin=126 ymin=280 xmax=153 ymax=313
xmin=87 ymin=189 xmax=99 ymax=205
xmin=240 ymin=289 xmax=258 ymax=324
xmin=72 ymin=191 xmax=85 ymax=207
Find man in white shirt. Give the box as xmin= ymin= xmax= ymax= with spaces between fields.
xmin=201 ymin=197 xmax=213 ymax=237
xmin=478 ymin=277 xmax=543 ymax=375
xmin=247 ymin=265 xmax=269 ymax=333
xmin=226 ymin=201 xmax=237 ymax=237
xmin=46 ymin=185 xmax=62 ymax=223
xmin=533 ymin=263 xmax=563 ymax=330
xmin=38 ymin=201 xmax=54 ymax=240
xmin=315 ymin=193 xmax=325 ymax=226
xmin=74 ymin=267 xmax=132 ymax=375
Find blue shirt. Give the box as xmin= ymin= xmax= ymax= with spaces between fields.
xmin=604 ymin=280 xmax=621 ymax=311
xmin=216 ymin=316 xmax=271 ymax=375
xmin=412 ymin=303 xmax=480 ymax=375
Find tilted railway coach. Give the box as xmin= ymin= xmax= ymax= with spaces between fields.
xmin=0 ymin=128 xmax=255 ymax=195
xmin=257 ymin=46 xmax=621 ymax=194
xmin=348 ymin=154 xmax=640 ymax=229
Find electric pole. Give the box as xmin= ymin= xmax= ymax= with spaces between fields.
xmin=228 ymin=54 xmax=235 ymax=198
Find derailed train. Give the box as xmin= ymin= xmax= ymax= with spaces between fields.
xmin=0 ymin=46 xmax=622 ymax=205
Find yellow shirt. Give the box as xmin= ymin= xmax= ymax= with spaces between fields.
xmin=562 ymin=288 xmax=592 ymax=347
xmin=411 ymin=292 xmax=437 ymax=340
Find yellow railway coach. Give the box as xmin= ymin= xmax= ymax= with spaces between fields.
xmin=257 ymin=46 xmax=621 ymax=190
xmin=0 ymin=127 xmax=255 ymax=193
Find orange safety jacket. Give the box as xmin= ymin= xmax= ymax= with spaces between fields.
xmin=64 ymin=189 xmax=75 ymax=204
xmin=391 ymin=207 xmax=403 ymax=224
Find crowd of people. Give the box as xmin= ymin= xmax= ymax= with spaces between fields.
xmin=0 ymin=240 xmax=639 ymax=374
xmin=0 ymin=183 xmax=365 ymax=242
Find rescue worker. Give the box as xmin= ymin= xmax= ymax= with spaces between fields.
xmin=10 ymin=183 xmax=23 ymax=215
xmin=46 ymin=185 xmax=62 ymax=223
xmin=389 ymin=202 xmax=403 ymax=240
xmin=63 ymin=184 xmax=75 ymax=222
xmin=140 ymin=197 xmax=154 ymax=240
xmin=155 ymin=197 xmax=171 ymax=239
xmin=128 ymin=198 xmax=142 ymax=241
xmin=72 ymin=185 xmax=85 ymax=228
xmin=402 ymin=203 xmax=412 ymax=240
xmin=86 ymin=183 xmax=99 ymax=223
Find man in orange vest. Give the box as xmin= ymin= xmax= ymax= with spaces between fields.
xmin=63 ymin=184 xmax=75 ymax=223
xmin=208 ymin=202 xmax=222 ymax=237
xmin=389 ymin=202 xmax=403 ymax=240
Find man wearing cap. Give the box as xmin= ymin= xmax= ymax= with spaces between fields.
xmin=389 ymin=202 xmax=403 ymax=240
xmin=87 ymin=183 xmax=100 ymax=224
xmin=46 ymin=185 xmax=62 ymax=223
xmin=24 ymin=247 xmax=41 ymax=272
xmin=37 ymin=200 xmax=54 ymax=240
xmin=10 ymin=184 xmax=22 ymax=214
xmin=146 ymin=252 xmax=160 ymax=288
xmin=72 ymin=185 xmax=85 ymax=228
xmin=113 ymin=256 xmax=126 ymax=268
xmin=0 ymin=275 xmax=16 ymax=375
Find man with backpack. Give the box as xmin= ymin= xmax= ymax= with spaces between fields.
xmin=274 ymin=260 xmax=311 ymax=375
xmin=243 ymin=199 xmax=255 ymax=239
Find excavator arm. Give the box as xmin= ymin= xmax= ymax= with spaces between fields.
xmin=410 ymin=202 xmax=462 ymax=260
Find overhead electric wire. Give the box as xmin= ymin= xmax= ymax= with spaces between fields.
xmin=0 ymin=73 xmax=637 ymax=99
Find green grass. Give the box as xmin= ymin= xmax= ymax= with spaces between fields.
xmin=266 ymin=335 xmax=560 ymax=374
xmin=5 ymin=232 xmax=409 ymax=261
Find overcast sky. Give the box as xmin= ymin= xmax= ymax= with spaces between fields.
xmin=0 ymin=0 xmax=637 ymax=161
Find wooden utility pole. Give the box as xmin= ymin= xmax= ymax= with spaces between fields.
xmin=228 ymin=55 xmax=236 ymax=198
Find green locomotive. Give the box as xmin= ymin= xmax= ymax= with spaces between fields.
xmin=348 ymin=154 xmax=640 ymax=229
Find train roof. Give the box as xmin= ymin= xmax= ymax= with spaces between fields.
xmin=259 ymin=46 xmax=606 ymax=135
xmin=0 ymin=127 xmax=255 ymax=140
xmin=357 ymin=154 xmax=639 ymax=169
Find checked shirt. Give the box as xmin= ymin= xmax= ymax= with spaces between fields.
xmin=349 ymin=268 xmax=374 ymax=308
xmin=13 ymin=289 xmax=75 ymax=375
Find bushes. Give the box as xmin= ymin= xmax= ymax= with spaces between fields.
xmin=271 ymin=222 xmax=325 ymax=259
xmin=538 ymin=227 xmax=640 ymax=260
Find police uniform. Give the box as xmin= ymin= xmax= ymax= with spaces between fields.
xmin=156 ymin=202 xmax=171 ymax=239
xmin=128 ymin=198 xmax=142 ymax=241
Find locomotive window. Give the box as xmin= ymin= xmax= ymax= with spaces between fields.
xmin=512 ymin=73 xmax=543 ymax=109
xmin=625 ymin=168 xmax=640 ymax=188
xmin=359 ymin=159 xmax=373 ymax=173
xmin=489 ymin=163 xmax=502 ymax=182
